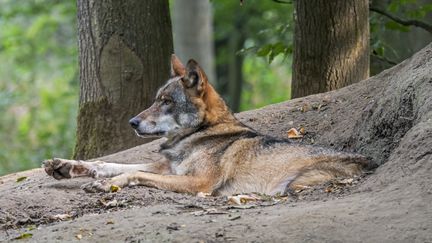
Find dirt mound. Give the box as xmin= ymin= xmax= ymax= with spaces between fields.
xmin=1 ymin=44 xmax=431 ymax=242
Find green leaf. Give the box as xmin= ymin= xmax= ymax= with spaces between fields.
xmin=268 ymin=51 xmax=276 ymax=64
xmin=16 ymin=176 xmax=27 ymax=182
xmin=374 ymin=46 xmax=385 ymax=56
xmin=271 ymin=42 xmax=287 ymax=55
xmin=256 ymin=45 xmax=272 ymax=57
xmin=14 ymin=233 xmax=33 ymax=240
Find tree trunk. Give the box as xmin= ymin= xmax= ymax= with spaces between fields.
xmin=172 ymin=0 xmax=216 ymax=84
xmin=74 ymin=0 xmax=173 ymax=159
xmin=214 ymin=19 xmax=245 ymax=112
xmin=227 ymin=29 xmax=245 ymax=112
xmin=292 ymin=0 xmax=369 ymax=98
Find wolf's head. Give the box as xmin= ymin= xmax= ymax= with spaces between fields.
xmin=129 ymin=55 xmax=235 ymax=138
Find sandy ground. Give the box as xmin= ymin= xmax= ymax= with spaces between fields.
xmin=1 ymin=45 xmax=431 ymax=242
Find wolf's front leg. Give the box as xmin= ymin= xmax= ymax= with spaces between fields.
xmin=43 ymin=158 xmax=170 ymax=180
xmin=43 ymin=158 xmax=92 ymax=180
xmin=81 ymin=172 xmax=212 ymax=194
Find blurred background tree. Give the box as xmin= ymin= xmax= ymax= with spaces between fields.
xmin=172 ymin=0 xmax=216 ymax=85
xmin=0 ymin=0 xmax=431 ymax=175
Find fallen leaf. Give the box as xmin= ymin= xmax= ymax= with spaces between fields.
xmin=14 ymin=233 xmax=32 ymax=240
xmin=99 ymin=198 xmax=118 ymax=208
xmin=228 ymin=215 xmax=241 ymax=221
xmin=51 ymin=213 xmax=72 ymax=221
xmin=300 ymin=103 xmax=311 ymax=112
xmin=337 ymin=178 xmax=354 ymax=185
xmin=106 ymin=220 xmax=114 ymax=225
xmin=196 ymin=192 xmax=211 ymax=198
xmin=272 ymin=193 xmax=289 ymax=201
xmin=227 ymin=194 xmax=259 ymax=205
xmin=110 ymin=185 xmax=121 ymax=192
xmin=287 ymin=128 xmax=303 ymax=139
xmin=16 ymin=176 xmax=27 ymax=182
xmin=76 ymin=234 xmax=83 ymax=240
xmin=105 ymin=199 xmax=118 ymax=207
xmin=291 ymin=185 xmax=311 ymax=193
xmin=299 ymin=126 xmax=306 ymax=135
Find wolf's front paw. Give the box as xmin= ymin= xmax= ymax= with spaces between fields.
xmin=43 ymin=158 xmax=75 ymax=180
xmin=43 ymin=158 xmax=90 ymax=180
xmin=81 ymin=179 xmax=112 ymax=193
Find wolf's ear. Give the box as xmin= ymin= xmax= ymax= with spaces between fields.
xmin=170 ymin=54 xmax=185 ymax=77
xmin=182 ymin=59 xmax=208 ymax=95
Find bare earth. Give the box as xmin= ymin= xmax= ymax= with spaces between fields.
xmin=1 ymin=44 xmax=431 ymax=242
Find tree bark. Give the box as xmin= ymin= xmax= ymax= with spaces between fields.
xmin=172 ymin=0 xmax=216 ymax=84
xmin=292 ymin=0 xmax=369 ymax=98
xmin=74 ymin=0 xmax=173 ymax=159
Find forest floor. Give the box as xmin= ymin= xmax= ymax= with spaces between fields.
xmin=1 ymin=45 xmax=432 ymax=242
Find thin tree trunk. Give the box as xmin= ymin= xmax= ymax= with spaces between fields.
xmin=214 ymin=17 xmax=245 ymax=112
xmin=292 ymin=0 xmax=369 ymax=98
xmin=172 ymin=0 xmax=216 ymax=84
xmin=74 ymin=0 xmax=173 ymax=159
xmin=228 ymin=30 xmax=245 ymax=112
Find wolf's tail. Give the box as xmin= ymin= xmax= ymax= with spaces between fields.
xmin=287 ymin=154 xmax=377 ymax=191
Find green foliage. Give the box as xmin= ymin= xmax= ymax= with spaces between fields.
xmin=249 ymin=41 xmax=292 ymax=64
xmin=241 ymin=56 xmax=291 ymax=110
xmin=0 ymin=0 xmax=78 ymax=175
xmin=388 ymin=0 xmax=432 ymax=18
xmin=213 ymin=0 xmax=294 ymax=111
xmin=370 ymin=0 xmax=432 ymax=64
xmin=218 ymin=0 xmax=294 ymax=64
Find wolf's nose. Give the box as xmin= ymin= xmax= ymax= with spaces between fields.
xmin=129 ymin=117 xmax=140 ymax=129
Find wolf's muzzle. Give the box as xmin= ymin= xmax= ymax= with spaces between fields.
xmin=129 ymin=117 xmax=141 ymax=129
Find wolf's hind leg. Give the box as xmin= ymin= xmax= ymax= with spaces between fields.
xmin=287 ymin=169 xmax=334 ymax=192
xmin=286 ymin=160 xmax=364 ymax=192
xmin=43 ymin=158 xmax=170 ymax=180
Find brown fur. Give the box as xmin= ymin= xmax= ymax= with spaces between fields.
xmin=43 ymin=55 xmax=375 ymax=195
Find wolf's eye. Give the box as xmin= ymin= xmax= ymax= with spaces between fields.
xmin=161 ymin=99 xmax=172 ymax=105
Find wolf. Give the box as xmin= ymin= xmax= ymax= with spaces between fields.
xmin=43 ymin=55 xmax=374 ymax=195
